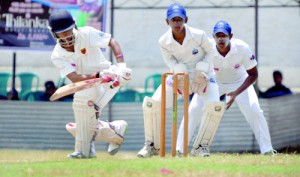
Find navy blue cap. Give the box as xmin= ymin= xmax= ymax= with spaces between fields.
xmin=49 ymin=10 xmax=75 ymax=33
xmin=213 ymin=20 xmax=232 ymax=35
xmin=167 ymin=3 xmax=186 ymax=20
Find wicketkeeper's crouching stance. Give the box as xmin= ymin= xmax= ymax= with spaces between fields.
xmin=48 ymin=10 xmax=131 ymax=158
xmin=137 ymin=67 xmax=225 ymax=158
xmin=137 ymin=3 xmax=226 ymax=158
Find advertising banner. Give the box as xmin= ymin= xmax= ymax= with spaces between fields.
xmin=0 ymin=0 xmax=108 ymax=50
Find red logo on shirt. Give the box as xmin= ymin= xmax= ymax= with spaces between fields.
xmin=234 ymin=64 xmax=240 ymax=69
xmin=214 ymin=68 xmax=219 ymax=71
xmin=81 ymin=48 xmax=86 ymax=54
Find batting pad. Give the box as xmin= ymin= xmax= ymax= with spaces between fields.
xmin=143 ymin=96 xmax=161 ymax=150
xmin=193 ymin=102 xmax=225 ymax=148
xmin=66 ymin=120 xmax=124 ymax=145
xmin=95 ymin=85 xmax=119 ymax=110
xmin=73 ymin=96 xmax=97 ymax=158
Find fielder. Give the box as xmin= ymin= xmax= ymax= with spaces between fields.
xmin=48 ymin=10 xmax=131 ymax=158
xmin=137 ymin=3 xmax=224 ymax=158
xmin=208 ymin=20 xmax=275 ymax=155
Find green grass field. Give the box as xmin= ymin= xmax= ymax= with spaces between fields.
xmin=0 ymin=150 xmax=299 ymax=177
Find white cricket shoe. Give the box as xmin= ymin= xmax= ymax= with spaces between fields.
xmin=67 ymin=151 xmax=83 ymax=159
xmin=199 ymin=146 xmax=210 ymax=157
xmin=68 ymin=142 xmax=96 ymax=159
xmin=90 ymin=142 xmax=96 ymax=158
xmin=137 ymin=142 xmax=159 ymax=158
xmin=107 ymin=120 xmax=128 ymax=155
xmin=263 ymin=149 xmax=277 ymax=156
xmin=191 ymin=145 xmax=210 ymax=157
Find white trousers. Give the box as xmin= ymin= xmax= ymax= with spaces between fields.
xmin=219 ymin=82 xmax=273 ymax=154
xmin=72 ymin=84 xmax=119 ymax=154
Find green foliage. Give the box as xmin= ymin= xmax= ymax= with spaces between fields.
xmin=0 ymin=150 xmax=299 ymax=177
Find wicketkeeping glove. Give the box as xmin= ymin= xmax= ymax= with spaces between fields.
xmin=192 ymin=61 xmax=209 ymax=94
xmin=192 ymin=71 xmax=209 ymax=94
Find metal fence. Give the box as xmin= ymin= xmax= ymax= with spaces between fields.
xmin=0 ymin=94 xmax=299 ymax=154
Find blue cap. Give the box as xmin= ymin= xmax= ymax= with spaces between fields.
xmin=167 ymin=3 xmax=186 ymax=20
xmin=213 ymin=20 xmax=232 ymax=35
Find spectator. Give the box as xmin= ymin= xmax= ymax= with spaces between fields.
xmin=7 ymin=89 xmax=20 ymax=100
xmin=262 ymin=70 xmax=292 ymax=98
xmin=40 ymin=81 xmax=56 ymax=101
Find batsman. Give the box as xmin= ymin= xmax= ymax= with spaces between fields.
xmin=48 ymin=10 xmax=132 ymax=158
xmin=137 ymin=3 xmax=225 ymax=158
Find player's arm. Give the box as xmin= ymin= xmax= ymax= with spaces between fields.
xmin=66 ymin=72 xmax=99 ymax=83
xmin=109 ymin=38 xmax=124 ymax=63
xmin=88 ymin=27 xmax=124 ymax=63
xmin=53 ymin=57 xmax=112 ymax=84
xmin=52 ymin=54 xmax=98 ymax=83
xmin=226 ymin=43 xmax=258 ymax=109
xmin=108 ymin=38 xmax=132 ymax=86
xmin=233 ymin=66 xmax=258 ymax=95
xmin=159 ymin=45 xmax=176 ymax=70
xmin=226 ymin=66 xmax=258 ymax=109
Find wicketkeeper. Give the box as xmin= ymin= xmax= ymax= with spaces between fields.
xmin=137 ymin=3 xmax=225 ymax=158
xmin=48 ymin=10 xmax=132 ymax=158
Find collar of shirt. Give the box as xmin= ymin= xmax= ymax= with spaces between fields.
xmin=165 ymin=24 xmax=193 ymax=45
xmin=214 ymin=39 xmax=238 ymax=58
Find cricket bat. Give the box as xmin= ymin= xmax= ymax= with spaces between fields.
xmin=50 ymin=77 xmax=119 ymax=101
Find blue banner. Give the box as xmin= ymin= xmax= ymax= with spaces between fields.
xmin=0 ymin=0 xmax=108 ymax=50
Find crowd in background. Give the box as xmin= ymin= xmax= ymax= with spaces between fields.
xmin=0 ymin=80 xmax=73 ymax=102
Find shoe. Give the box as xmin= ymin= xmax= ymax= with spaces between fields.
xmin=107 ymin=120 xmax=128 ymax=155
xmin=68 ymin=142 xmax=96 ymax=159
xmin=191 ymin=145 xmax=210 ymax=157
xmin=108 ymin=144 xmax=120 ymax=156
xmin=137 ymin=142 xmax=159 ymax=158
xmin=199 ymin=146 xmax=210 ymax=157
xmin=190 ymin=147 xmax=199 ymax=156
xmin=176 ymin=150 xmax=183 ymax=158
xmin=263 ymin=149 xmax=277 ymax=156
xmin=90 ymin=142 xmax=96 ymax=158
xmin=68 ymin=151 xmax=83 ymax=159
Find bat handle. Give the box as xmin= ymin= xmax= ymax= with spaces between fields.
xmin=110 ymin=78 xmax=120 ymax=89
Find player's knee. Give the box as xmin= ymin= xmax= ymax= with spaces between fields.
xmin=143 ymin=96 xmax=161 ymax=113
xmin=66 ymin=123 xmax=76 ymax=137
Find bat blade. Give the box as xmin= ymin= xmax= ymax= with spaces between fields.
xmin=50 ymin=77 xmax=112 ymax=101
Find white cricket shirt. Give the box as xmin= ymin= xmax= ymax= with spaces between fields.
xmin=51 ymin=26 xmax=111 ymax=77
xmin=212 ymin=39 xmax=257 ymax=84
xmin=159 ymin=24 xmax=215 ymax=80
